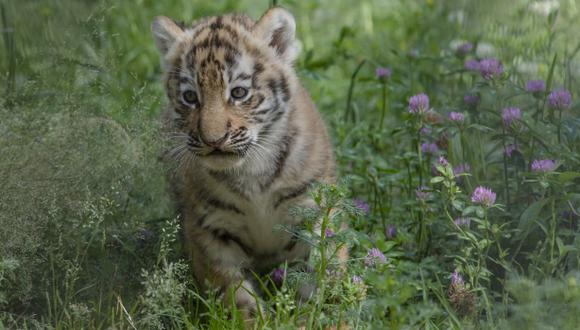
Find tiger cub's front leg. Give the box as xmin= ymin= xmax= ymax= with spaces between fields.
xmin=183 ymin=216 xmax=260 ymax=321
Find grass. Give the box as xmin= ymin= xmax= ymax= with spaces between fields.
xmin=1 ymin=0 xmax=580 ymax=328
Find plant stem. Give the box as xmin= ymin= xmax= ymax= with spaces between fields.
xmin=379 ymin=82 xmax=387 ymax=131
xmin=343 ymin=59 xmax=366 ymax=123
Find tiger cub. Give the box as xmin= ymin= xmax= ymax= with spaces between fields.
xmin=151 ymin=7 xmax=335 ymax=318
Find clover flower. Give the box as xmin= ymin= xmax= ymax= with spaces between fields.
xmin=375 ymin=67 xmax=391 ymax=81
xmin=526 ymin=80 xmax=546 ymax=93
xmin=365 ymin=248 xmax=387 ymax=267
xmin=353 ymin=198 xmax=370 ymax=215
xmin=352 ymin=275 xmax=364 ymax=285
xmin=463 ymin=94 xmax=480 ymax=108
xmin=438 ymin=156 xmax=450 ymax=167
xmin=448 ymin=111 xmax=465 ymax=123
xmin=324 ymin=228 xmax=335 ymax=238
xmin=502 ymin=107 xmax=521 ymax=126
xmin=505 ymin=144 xmax=518 ymax=158
xmin=409 ymin=93 xmax=430 ymax=114
xmin=548 ymin=88 xmax=572 ymax=110
xmin=455 ymin=42 xmax=473 ymax=58
xmin=531 ymin=159 xmax=557 ymax=173
xmin=454 ymin=217 xmax=471 ymax=228
xmin=270 ymin=268 xmax=286 ymax=286
xmin=415 ymin=186 xmax=430 ymax=201
xmin=421 ymin=142 xmax=439 ymax=155
xmin=386 ymin=225 xmax=397 ymax=239
xmin=471 ymin=186 xmax=496 ymax=207
xmin=464 ymin=59 xmax=480 ymax=71
xmin=479 ymin=58 xmax=503 ymax=80
xmin=448 ymin=270 xmax=476 ymax=317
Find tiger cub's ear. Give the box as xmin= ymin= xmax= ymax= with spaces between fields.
xmin=151 ymin=16 xmax=184 ymax=56
xmin=254 ymin=7 xmax=300 ymax=64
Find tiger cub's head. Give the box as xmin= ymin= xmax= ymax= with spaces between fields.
xmin=152 ymin=7 xmax=300 ymax=170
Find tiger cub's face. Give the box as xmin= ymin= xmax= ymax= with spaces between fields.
xmin=152 ymin=8 xmax=300 ymax=170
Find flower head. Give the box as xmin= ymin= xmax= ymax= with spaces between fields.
xmin=531 ymin=159 xmax=557 ymax=173
xmin=526 ymin=80 xmax=546 ymax=93
xmin=386 ymin=225 xmax=397 ymax=239
xmin=409 ymin=93 xmax=430 ymax=114
xmin=455 ymin=42 xmax=473 ymax=58
xmin=352 ymin=275 xmax=364 ymax=285
xmin=502 ymin=107 xmax=522 ymax=126
xmin=463 ymin=94 xmax=480 ymax=108
xmin=365 ymin=248 xmax=387 ymax=267
xmin=324 ymin=228 xmax=335 ymax=238
xmin=353 ymin=198 xmax=370 ymax=215
xmin=451 ymin=271 xmax=465 ymax=286
xmin=454 ymin=217 xmax=471 ymax=228
xmin=464 ymin=59 xmax=480 ymax=71
xmin=375 ymin=67 xmax=391 ymax=81
xmin=479 ymin=58 xmax=503 ymax=80
xmin=548 ymin=88 xmax=572 ymax=110
xmin=421 ymin=142 xmax=439 ymax=155
xmin=448 ymin=111 xmax=465 ymax=123
xmin=505 ymin=144 xmax=518 ymax=158
xmin=448 ymin=270 xmax=476 ymax=317
xmin=415 ymin=186 xmax=430 ymax=201
xmin=270 ymin=268 xmax=286 ymax=286
xmin=420 ymin=126 xmax=432 ymax=135
xmin=438 ymin=156 xmax=450 ymax=167
xmin=471 ymin=186 xmax=496 ymax=207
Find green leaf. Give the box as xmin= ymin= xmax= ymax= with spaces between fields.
xmin=430 ymin=176 xmax=444 ymax=184
xmin=517 ymin=199 xmax=549 ymax=236
xmin=557 ymin=172 xmax=580 ymax=183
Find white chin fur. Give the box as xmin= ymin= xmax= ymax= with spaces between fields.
xmin=198 ymin=155 xmax=245 ymax=171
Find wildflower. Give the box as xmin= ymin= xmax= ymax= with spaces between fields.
xmin=548 ymin=88 xmax=572 ymax=110
xmin=375 ymin=67 xmax=391 ymax=81
xmin=448 ymin=111 xmax=465 ymax=123
xmin=425 ymin=110 xmax=443 ymax=125
xmin=324 ymin=228 xmax=335 ymax=238
xmin=270 ymin=268 xmax=286 ymax=286
xmin=385 ymin=225 xmax=397 ymax=239
xmin=501 ymin=107 xmax=521 ymax=126
xmin=415 ymin=186 xmax=430 ymax=201
xmin=438 ymin=156 xmax=450 ymax=167
xmin=455 ymin=42 xmax=473 ymax=58
xmin=365 ymin=248 xmax=387 ymax=267
xmin=420 ymin=126 xmax=431 ymax=135
xmin=479 ymin=58 xmax=503 ymax=80
xmin=448 ymin=270 xmax=476 ymax=317
xmin=471 ymin=186 xmax=496 ymax=207
xmin=421 ymin=142 xmax=439 ymax=155
xmin=408 ymin=93 xmax=430 ymax=114
xmin=463 ymin=94 xmax=480 ymax=108
xmin=531 ymin=159 xmax=557 ymax=173
xmin=453 ymin=163 xmax=471 ymax=176
xmin=353 ymin=198 xmax=370 ymax=215
xmin=464 ymin=59 xmax=480 ymax=71
xmin=526 ymin=79 xmax=546 ymax=93
xmin=505 ymin=144 xmax=518 ymax=157
xmin=352 ymin=275 xmax=364 ymax=285
xmin=436 ymin=132 xmax=449 ymax=149
xmin=454 ymin=217 xmax=471 ymax=228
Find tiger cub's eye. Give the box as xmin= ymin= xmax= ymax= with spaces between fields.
xmin=231 ymin=87 xmax=248 ymax=100
xmin=182 ymin=90 xmax=198 ymax=106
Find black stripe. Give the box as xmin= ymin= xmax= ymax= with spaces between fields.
xmin=210 ymin=228 xmax=253 ymax=256
xmin=261 ymin=131 xmax=295 ymax=190
xmin=207 ymin=198 xmax=245 ymax=215
xmin=207 ymin=171 xmax=250 ymax=201
xmin=274 ymin=180 xmax=315 ymax=208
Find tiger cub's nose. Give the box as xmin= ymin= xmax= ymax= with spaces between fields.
xmin=201 ymin=132 xmax=228 ymax=148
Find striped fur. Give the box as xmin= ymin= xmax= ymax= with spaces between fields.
xmin=152 ymin=7 xmax=335 ymax=319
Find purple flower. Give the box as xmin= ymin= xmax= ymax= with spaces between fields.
xmin=453 ymin=163 xmax=471 ymax=176
xmin=420 ymin=126 xmax=432 ymax=135
xmin=471 ymin=186 xmax=496 ymax=207
xmin=464 ymin=59 xmax=480 ymax=71
xmin=463 ymin=94 xmax=480 ymax=108
xmin=451 ymin=271 xmax=465 ymax=286
xmin=548 ymin=88 xmax=572 ymax=110
xmin=365 ymin=248 xmax=387 ymax=267
xmin=526 ymin=80 xmax=546 ymax=93
xmin=421 ymin=142 xmax=439 ymax=155
xmin=438 ymin=156 xmax=450 ymax=167
xmin=270 ymin=268 xmax=286 ymax=286
xmin=352 ymin=275 xmax=364 ymax=285
xmin=502 ymin=107 xmax=522 ymax=126
xmin=531 ymin=159 xmax=557 ymax=173
xmin=456 ymin=42 xmax=473 ymax=58
xmin=415 ymin=186 xmax=430 ymax=201
xmin=324 ymin=228 xmax=335 ymax=238
xmin=448 ymin=111 xmax=465 ymax=123
xmin=505 ymin=144 xmax=518 ymax=158
xmin=353 ymin=198 xmax=370 ymax=215
xmin=386 ymin=225 xmax=397 ymax=239
xmin=409 ymin=93 xmax=430 ymax=114
xmin=454 ymin=217 xmax=471 ymax=227
xmin=478 ymin=58 xmax=503 ymax=80
xmin=375 ymin=67 xmax=391 ymax=81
